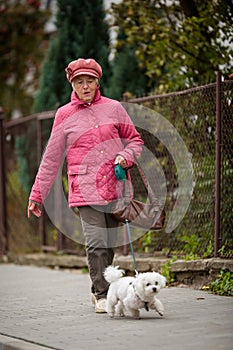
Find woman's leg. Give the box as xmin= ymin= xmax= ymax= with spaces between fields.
xmin=78 ymin=205 xmax=118 ymax=300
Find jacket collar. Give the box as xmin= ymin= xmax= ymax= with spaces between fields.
xmin=70 ymin=88 xmax=101 ymax=107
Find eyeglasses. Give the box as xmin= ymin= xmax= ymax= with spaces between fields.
xmin=74 ymin=78 xmax=97 ymax=87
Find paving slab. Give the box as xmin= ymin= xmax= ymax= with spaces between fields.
xmin=0 ymin=264 xmax=232 ymax=350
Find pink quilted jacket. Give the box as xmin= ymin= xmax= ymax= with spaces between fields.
xmin=29 ymin=88 xmax=144 ymax=207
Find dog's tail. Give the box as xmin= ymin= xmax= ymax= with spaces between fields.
xmin=104 ymin=265 xmax=125 ymax=284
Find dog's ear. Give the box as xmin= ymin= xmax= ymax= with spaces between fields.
xmin=136 ymin=273 xmax=145 ymax=282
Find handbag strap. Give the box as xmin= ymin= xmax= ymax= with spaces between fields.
xmin=134 ymin=161 xmax=159 ymax=204
xmin=123 ymin=160 xmax=159 ymax=205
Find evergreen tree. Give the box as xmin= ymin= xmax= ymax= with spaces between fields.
xmin=108 ymin=30 xmax=150 ymax=100
xmin=0 ymin=0 xmax=49 ymax=119
xmin=34 ymin=0 xmax=111 ymax=112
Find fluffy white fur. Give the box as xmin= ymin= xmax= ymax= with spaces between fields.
xmin=104 ymin=265 xmax=166 ymax=319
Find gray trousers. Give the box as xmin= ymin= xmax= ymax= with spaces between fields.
xmin=78 ymin=205 xmax=119 ymax=300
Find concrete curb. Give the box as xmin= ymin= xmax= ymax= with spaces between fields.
xmin=2 ymin=253 xmax=233 ymax=289
xmin=0 ymin=334 xmax=55 ymax=350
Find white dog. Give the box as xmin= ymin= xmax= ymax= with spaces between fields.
xmin=104 ymin=266 xmax=166 ymax=319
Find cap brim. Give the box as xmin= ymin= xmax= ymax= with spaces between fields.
xmin=72 ymin=71 xmax=99 ymax=80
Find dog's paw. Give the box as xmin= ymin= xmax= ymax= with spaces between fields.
xmin=156 ymin=306 xmax=164 ymax=316
xmin=116 ymin=311 xmax=125 ymax=317
xmin=134 ymin=315 xmax=141 ymax=320
xmin=131 ymin=310 xmax=140 ymax=319
xmin=153 ymin=299 xmax=164 ymax=316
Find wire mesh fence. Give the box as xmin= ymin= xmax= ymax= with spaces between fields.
xmin=1 ymin=74 xmax=232 ymax=258
xmin=2 ymin=113 xmax=86 ymax=256
xmin=126 ymin=77 xmax=232 ymax=258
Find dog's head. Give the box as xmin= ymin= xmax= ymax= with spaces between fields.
xmin=134 ymin=272 xmax=166 ymax=299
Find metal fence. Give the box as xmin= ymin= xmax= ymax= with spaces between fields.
xmin=125 ymin=73 xmax=232 ymax=258
xmin=0 ymin=72 xmax=232 ymax=258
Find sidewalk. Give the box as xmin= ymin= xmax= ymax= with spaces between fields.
xmin=0 ymin=264 xmax=232 ymax=350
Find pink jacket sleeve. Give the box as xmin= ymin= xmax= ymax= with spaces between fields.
xmin=29 ymin=111 xmax=66 ymax=204
xmin=115 ymin=103 xmax=144 ymax=168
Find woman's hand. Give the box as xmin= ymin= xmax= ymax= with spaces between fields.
xmin=114 ymin=155 xmax=128 ymax=169
xmin=27 ymin=201 xmax=42 ymax=218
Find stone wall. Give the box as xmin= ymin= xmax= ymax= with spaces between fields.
xmin=1 ymin=253 xmax=233 ymax=289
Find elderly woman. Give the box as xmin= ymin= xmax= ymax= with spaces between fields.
xmin=28 ymin=58 xmax=144 ymax=313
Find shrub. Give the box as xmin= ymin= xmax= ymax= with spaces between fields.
xmin=210 ymin=270 xmax=233 ymax=296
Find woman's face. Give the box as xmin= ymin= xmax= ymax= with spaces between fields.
xmin=72 ymin=75 xmax=99 ymax=103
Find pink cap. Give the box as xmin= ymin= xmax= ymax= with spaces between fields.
xmin=65 ymin=58 xmax=102 ymax=82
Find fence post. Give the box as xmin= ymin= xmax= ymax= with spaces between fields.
xmin=215 ymin=71 xmax=222 ymax=257
xmin=0 ymin=108 xmax=7 ymax=256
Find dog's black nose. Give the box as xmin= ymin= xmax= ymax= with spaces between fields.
xmin=152 ymin=287 xmax=157 ymax=292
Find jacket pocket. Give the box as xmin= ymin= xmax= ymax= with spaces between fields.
xmin=67 ymin=164 xmax=88 ymax=176
xmin=68 ymin=165 xmax=88 ymax=191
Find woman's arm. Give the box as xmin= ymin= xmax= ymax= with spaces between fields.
xmin=28 ymin=110 xmax=66 ymax=212
xmin=115 ymin=103 xmax=144 ymax=167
